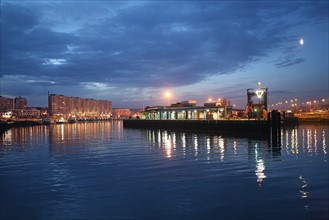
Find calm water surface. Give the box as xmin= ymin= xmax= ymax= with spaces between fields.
xmin=1 ymin=121 xmax=328 ymax=220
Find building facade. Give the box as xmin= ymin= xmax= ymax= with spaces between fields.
xmin=143 ymin=99 xmax=232 ymax=120
xmin=143 ymin=106 xmax=232 ymax=120
xmin=112 ymin=108 xmax=131 ymax=118
xmin=14 ymin=108 xmax=40 ymax=118
xmin=48 ymin=94 xmax=112 ymax=118
xmin=0 ymin=96 xmax=14 ymax=111
xmin=14 ymin=97 xmax=27 ymax=109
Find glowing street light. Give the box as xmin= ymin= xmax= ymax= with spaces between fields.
xmin=165 ymin=91 xmax=171 ymax=106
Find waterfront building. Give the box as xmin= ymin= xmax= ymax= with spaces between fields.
xmin=48 ymin=94 xmax=112 ymax=118
xmin=0 ymin=96 xmax=14 ymax=111
xmin=14 ymin=108 xmax=41 ymax=118
xmin=14 ymin=97 xmax=27 ymax=109
xmin=112 ymin=108 xmax=131 ymax=118
xmin=142 ymin=100 xmax=232 ymax=120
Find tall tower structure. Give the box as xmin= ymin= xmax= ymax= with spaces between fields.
xmin=246 ymin=82 xmax=268 ymax=119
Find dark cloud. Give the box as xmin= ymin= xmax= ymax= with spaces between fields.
xmin=275 ymin=58 xmax=305 ymax=68
xmin=0 ymin=1 xmax=328 ymax=107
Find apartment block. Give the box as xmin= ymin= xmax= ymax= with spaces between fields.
xmin=0 ymin=96 xmax=14 ymax=111
xmin=48 ymin=94 xmax=112 ymax=118
xmin=14 ymin=96 xmax=27 ymax=109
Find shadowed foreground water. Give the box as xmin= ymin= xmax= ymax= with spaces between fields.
xmin=1 ymin=121 xmax=328 ymax=220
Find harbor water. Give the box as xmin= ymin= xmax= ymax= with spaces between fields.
xmin=1 ymin=121 xmax=328 ymax=219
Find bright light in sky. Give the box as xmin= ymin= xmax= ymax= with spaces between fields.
xmin=299 ymin=38 xmax=304 ymax=45
xmin=165 ymin=91 xmax=171 ymax=106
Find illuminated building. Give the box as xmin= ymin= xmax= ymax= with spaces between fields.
xmin=112 ymin=108 xmax=131 ymax=118
xmin=48 ymin=94 xmax=112 ymax=118
xmin=14 ymin=97 xmax=27 ymax=109
xmin=0 ymin=96 xmax=14 ymax=111
xmin=143 ymin=99 xmax=232 ymax=120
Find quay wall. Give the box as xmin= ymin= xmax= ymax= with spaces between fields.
xmin=123 ymin=119 xmax=270 ymax=137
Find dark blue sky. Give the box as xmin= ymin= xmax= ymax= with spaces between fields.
xmin=1 ymin=1 xmax=328 ymax=108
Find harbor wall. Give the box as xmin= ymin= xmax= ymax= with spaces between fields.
xmin=123 ymin=119 xmax=270 ymax=137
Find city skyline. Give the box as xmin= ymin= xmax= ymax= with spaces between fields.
xmin=1 ymin=1 xmax=328 ymax=108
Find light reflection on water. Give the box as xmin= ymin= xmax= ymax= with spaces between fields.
xmin=280 ymin=125 xmax=327 ymax=156
xmin=0 ymin=122 xmax=328 ymax=220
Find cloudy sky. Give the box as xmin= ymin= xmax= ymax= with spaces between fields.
xmin=1 ymin=0 xmax=328 ymax=108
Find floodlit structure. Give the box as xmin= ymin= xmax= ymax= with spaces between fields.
xmin=246 ymin=82 xmax=268 ymax=119
xmin=142 ymin=99 xmax=232 ymax=120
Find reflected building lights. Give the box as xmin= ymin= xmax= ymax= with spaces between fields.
xmin=291 ymin=129 xmax=298 ymax=154
xmin=254 ymin=143 xmax=266 ymax=187
xmin=145 ymin=130 xmax=231 ymax=161
xmin=323 ymin=130 xmax=327 ymax=155
xmin=233 ymin=141 xmax=237 ymax=156
xmin=285 ymin=130 xmax=290 ymax=155
xmin=206 ymin=136 xmax=211 ymax=161
xmin=314 ymin=129 xmax=318 ymax=153
xmin=281 ymin=126 xmax=328 ymax=156
xmin=165 ymin=140 xmax=172 ymax=158
xmin=302 ymin=128 xmax=306 ymax=152
xmin=157 ymin=130 xmax=161 ymax=145
xmin=194 ymin=134 xmax=198 ymax=157
xmin=115 ymin=120 xmax=124 ymax=139
xmin=2 ymin=129 xmax=12 ymax=146
xmin=151 ymin=130 xmax=155 ymax=146
xmin=181 ymin=133 xmax=186 ymax=156
xmin=291 ymin=129 xmax=295 ymax=154
xmin=1 ymin=126 xmax=51 ymax=151
xmin=172 ymin=133 xmax=176 ymax=151
xmin=143 ymin=125 xmax=326 ymax=161
xmin=60 ymin=124 xmax=65 ymax=141
xmin=255 ymin=159 xmax=266 ymax=186
xmin=307 ymin=129 xmax=312 ymax=153
xmin=219 ymin=137 xmax=224 ymax=161
xmin=162 ymin=131 xmax=173 ymax=158
xmin=207 ymin=137 xmax=211 ymax=154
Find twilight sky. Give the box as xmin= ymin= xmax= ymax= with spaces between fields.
xmin=1 ymin=0 xmax=328 ymax=108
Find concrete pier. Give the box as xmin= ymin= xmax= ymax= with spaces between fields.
xmin=123 ymin=119 xmax=270 ymax=138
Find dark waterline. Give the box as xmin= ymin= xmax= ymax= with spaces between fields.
xmin=1 ymin=121 xmax=328 ymax=220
